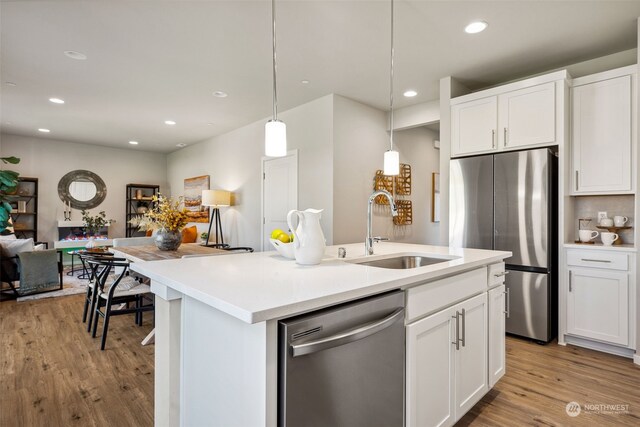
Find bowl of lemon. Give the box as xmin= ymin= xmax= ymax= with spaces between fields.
xmin=269 ymin=229 xmax=295 ymax=259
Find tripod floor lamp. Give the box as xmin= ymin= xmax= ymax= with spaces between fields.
xmin=202 ymin=190 xmax=231 ymax=248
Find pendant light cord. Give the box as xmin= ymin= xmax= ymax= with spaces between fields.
xmin=389 ymin=0 xmax=394 ymax=151
xmin=272 ymin=0 xmax=278 ymax=121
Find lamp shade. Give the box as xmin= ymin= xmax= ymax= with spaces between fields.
xmin=202 ymin=190 xmax=231 ymax=207
xmin=383 ymin=150 xmax=400 ymax=176
xmin=265 ymin=119 xmax=287 ymax=157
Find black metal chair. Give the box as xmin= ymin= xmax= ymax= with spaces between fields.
xmin=87 ymin=257 xmax=154 ymax=350
xmin=79 ymin=252 xmax=118 ymax=331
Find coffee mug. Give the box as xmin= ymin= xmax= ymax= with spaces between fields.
xmin=579 ymin=229 xmax=599 ymax=243
xmin=613 ymin=216 xmax=628 ymax=227
xmin=600 ymin=218 xmax=614 ymax=227
xmin=601 ymin=232 xmax=619 ymax=246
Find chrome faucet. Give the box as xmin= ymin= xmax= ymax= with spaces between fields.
xmin=366 ymin=190 xmax=398 ymax=255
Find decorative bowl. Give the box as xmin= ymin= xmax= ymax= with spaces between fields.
xmin=270 ymin=238 xmax=295 ymax=259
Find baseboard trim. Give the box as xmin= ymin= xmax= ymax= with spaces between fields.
xmin=634 ymin=354 xmax=640 ymax=366
xmin=564 ymin=335 xmax=635 ymax=359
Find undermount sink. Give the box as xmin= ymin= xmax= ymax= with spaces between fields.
xmin=348 ymin=254 xmax=460 ymax=269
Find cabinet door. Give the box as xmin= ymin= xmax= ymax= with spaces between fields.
xmin=572 ymin=75 xmax=632 ymax=193
xmin=488 ymin=285 xmax=506 ymax=387
xmin=498 ymin=82 xmax=556 ymax=150
xmin=406 ymin=307 xmax=455 ymax=427
xmin=454 ymin=293 xmax=489 ymax=421
xmin=567 ymin=268 xmax=629 ymax=346
xmin=451 ymin=96 xmax=497 ymax=157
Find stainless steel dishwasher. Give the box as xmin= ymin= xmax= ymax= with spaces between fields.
xmin=278 ymin=291 xmax=405 ymax=427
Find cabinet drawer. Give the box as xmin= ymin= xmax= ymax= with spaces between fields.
xmin=488 ymin=262 xmax=506 ymax=287
xmin=566 ymin=250 xmax=628 ymax=271
xmin=407 ymin=267 xmax=487 ymax=323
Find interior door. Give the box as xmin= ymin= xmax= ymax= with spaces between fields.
xmin=262 ymin=153 xmax=298 ymax=251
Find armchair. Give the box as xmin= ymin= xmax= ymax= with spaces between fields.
xmin=0 ymin=249 xmax=63 ymax=297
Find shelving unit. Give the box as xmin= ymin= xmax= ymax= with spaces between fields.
xmin=125 ymin=184 xmax=159 ymax=237
xmin=9 ymin=177 xmax=38 ymax=241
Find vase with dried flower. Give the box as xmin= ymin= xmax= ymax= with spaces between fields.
xmin=129 ymin=195 xmax=188 ymax=251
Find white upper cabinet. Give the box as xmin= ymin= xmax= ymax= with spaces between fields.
xmin=450 ymin=72 xmax=565 ymax=158
xmin=451 ymin=97 xmax=498 ymax=157
xmin=572 ymin=71 xmax=634 ymax=194
xmin=498 ymin=82 xmax=556 ymax=150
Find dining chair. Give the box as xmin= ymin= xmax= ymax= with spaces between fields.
xmin=87 ymin=257 xmax=154 ymax=350
xmin=79 ymin=252 xmax=117 ymax=331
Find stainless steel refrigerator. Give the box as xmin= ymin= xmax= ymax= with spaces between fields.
xmin=450 ymin=148 xmax=557 ymax=342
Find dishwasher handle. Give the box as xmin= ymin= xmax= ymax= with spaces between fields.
xmin=291 ymin=308 xmax=404 ymax=357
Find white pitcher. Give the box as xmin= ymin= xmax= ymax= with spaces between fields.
xmin=287 ymin=208 xmax=326 ymax=265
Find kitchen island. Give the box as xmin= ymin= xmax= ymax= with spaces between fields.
xmin=131 ymin=242 xmax=510 ymax=427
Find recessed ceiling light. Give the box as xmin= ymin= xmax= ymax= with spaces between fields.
xmin=129 ymin=140 xmax=139 ymax=145
xmin=5 ymin=82 xmax=16 ymax=87
xmin=465 ymin=21 xmax=488 ymax=34
xmin=176 ymin=143 xmax=187 ymax=148
xmin=207 ymin=123 xmax=214 ymax=126
xmin=212 ymin=91 xmax=228 ymax=98
xmin=164 ymin=120 xmax=176 ymax=125
xmin=38 ymin=128 xmax=50 ymax=133
xmin=64 ymin=50 xmax=87 ymax=60
xmin=49 ymin=97 xmax=65 ymax=104
xmin=403 ymin=90 xmax=418 ymax=98
xmin=301 ymin=80 xmax=310 ymax=85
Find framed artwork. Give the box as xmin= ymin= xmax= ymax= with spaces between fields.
xmin=184 ymin=175 xmax=210 ymax=223
xmin=431 ymin=172 xmax=440 ymax=223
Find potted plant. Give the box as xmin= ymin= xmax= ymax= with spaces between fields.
xmin=81 ymin=210 xmax=112 ymax=248
xmin=130 ymin=194 xmax=188 ymax=251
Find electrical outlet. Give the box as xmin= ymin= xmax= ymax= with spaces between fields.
xmin=597 ymin=211 xmax=608 ymax=223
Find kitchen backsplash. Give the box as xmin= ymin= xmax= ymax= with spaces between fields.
xmin=573 ymin=195 xmax=634 ymax=244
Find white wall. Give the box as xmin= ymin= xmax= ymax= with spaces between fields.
xmin=394 ymin=126 xmax=440 ymax=245
xmin=167 ymin=95 xmax=334 ymax=250
xmin=0 ymin=133 xmax=168 ymax=246
xmin=332 ymin=95 xmax=390 ymax=245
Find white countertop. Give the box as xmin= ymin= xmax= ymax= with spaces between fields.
xmin=564 ymin=242 xmax=637 ymax=252
xmin=131 ymin=242 xmax=510 ymax=324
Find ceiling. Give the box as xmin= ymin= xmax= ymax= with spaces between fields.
xmin=1 ymin=1 xmax=639 ymax=153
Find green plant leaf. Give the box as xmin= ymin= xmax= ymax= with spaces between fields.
xmin=0 ymin=156 xmax=20 ymax=165
xmin=0 ymin=208 xmax=8 ymax=222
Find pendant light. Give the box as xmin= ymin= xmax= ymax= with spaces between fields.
xmin=383 ymin=0 xmax=400 ymax=176
xmin=265 ymin=0 xmax=287 ymax=157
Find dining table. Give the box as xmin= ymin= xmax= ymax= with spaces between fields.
xmin=110 ymin=243 xmax=228 ymax=345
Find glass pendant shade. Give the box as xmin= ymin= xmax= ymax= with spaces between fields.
xmin=265 ymin=119 xmax=287 ymax=157
xmin=384 ymin=149 xmax=400 ymax=175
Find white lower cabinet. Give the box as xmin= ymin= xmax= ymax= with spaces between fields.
xmin=567 ymin=267 xmax=629 ymax=346
xmin=488 ymin=285 xmax=506 ymax=387
xmin=406 ymin=293 xmax=488 ymax=427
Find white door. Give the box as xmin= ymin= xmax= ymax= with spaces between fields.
xmin=567 ymin=267 xmax=629 ymax=346
xmin=572 ymin=75 xmax=633 ymax=194
xmin=497 ymin=82 xmax=556 ymax=150
xmin=406 ymin=307 xmax=455 ymax=427
xmin=451 ymin=96 xmax=498 ymax=157
xmin=262 ymin=152 xmax=298 ymax=251
xmin=454 ymin=293 xmax=489 ymax=421
xmin=488 ymin=285 xmax=506 ymax=387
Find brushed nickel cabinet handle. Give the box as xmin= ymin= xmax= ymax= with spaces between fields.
xmin=460 ymin=308 xmax=466 ymax=348
xmin=581 ymin=258 xmax=611 ymax=263
xmin=492 ymin=129 xmax=496 ymax=149
xmin=451 ymin=311 xmax=460 ymax=351
xmin=503 ymin=127 xmax=508 ymax=146
xmin=569 ymin=271 xmax=572 ymax=292
xmin=575 ymin=171 xmax=579 ymax=191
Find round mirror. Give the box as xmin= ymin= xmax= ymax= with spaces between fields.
xmin=58 ymin=170 xmax=107 ymax=209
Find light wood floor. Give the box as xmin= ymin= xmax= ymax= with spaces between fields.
xmin=0 ymin=294 xmax=154 ymax=427
xmin=459 ymin=336 xmax=640 ymax=426
xmin=2 ymin=294 xmax=639 ymax=426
